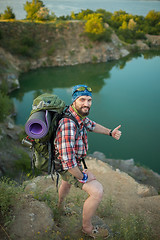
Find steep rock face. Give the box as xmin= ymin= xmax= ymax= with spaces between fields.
xmin=0 ymin=47 xmax=20 ymax=92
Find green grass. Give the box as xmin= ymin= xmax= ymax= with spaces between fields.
xmin=0 ymin=177 xmax=23 ymax=224
xmin=0 ymin=91 xmax=13 ymax=122
xmin=111 ymin=213 xmax=152 ymax=240
xmin=0 ymin=175 xmax=155 ymax=240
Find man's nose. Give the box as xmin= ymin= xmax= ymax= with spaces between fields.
xmin=84 ymin=100 xmax=90 ymax=106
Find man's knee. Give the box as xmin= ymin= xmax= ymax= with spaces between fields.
xmin=83 ymin=180 xmax=104 ymax=200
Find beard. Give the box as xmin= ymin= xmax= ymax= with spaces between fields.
xmin=76 ymin=106 xmax=90 ymax=117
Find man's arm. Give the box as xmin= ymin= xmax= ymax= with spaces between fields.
xmin=93 ymin=123 xmax=122 ymax=140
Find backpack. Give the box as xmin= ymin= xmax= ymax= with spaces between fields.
xmin=22 ymin=93 xmax=80 ymax=184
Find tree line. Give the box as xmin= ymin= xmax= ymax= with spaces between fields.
xmin=0 ymin=0 xmax=160 ymax=43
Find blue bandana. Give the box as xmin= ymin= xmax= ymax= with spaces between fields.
xmin=72 ymin=84 xmax=92 ymax=103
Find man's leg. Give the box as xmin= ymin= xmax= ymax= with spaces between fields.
xmin=58 ymin=180 xmax=71 ymax=207
xmin=82 ymin=180 xmax=103 ymax=234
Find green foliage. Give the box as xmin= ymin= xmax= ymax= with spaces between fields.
xmin=0 ymin=91 xmax=13 ymax=122
xmin=0 ymin=79 xmax=8 ymax=95
xmin=92 ymin=55 xmax=98 ymax=63
xmin=24 ymin=0 xmax=56 ymax=21
xmin=70 ymin=8 xmax=160 ymax=43
xmin=0 ymin=6 xmax=15 ymax=20
xmin=14 ymin=148 xmax=32 ymax=173
xmin=7 ymin=34 xmax=38 ymax=58
xmin=145 ymin=10 xmax=160 ymax=26
xmin=57 ymin=15 xmax=71 ymax=21
xmin=47 ymin=45 xmax=56 ymax=56
xmin=13 ymin=147 xmax=42 ymax=179
xmin=71 ymin=9 xmax=94 ymax=20
xmin=0 ymin=177 xmax=23 ymax=222
xmin=96 ymin=9 xmax=113 ymax=23
xmin=24 ymin=0 xmax=44 ymax=20
xmin=108 ymin=9 xmax=160 ymax=41
xmin=113 ymin=213 xmax=152 ymax=240
xmin=117 ymin=26 xmax=146 ymax=44
xmin=84 ymin=13 xmax=112 ymax=42
xmin=97 ymin=196 xmax=115 ymax=217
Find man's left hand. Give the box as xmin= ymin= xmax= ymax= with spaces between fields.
xmin=112 ymin=125 xmax=122 ymax=140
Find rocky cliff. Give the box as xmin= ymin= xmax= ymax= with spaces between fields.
xmin=0 ymin=21 xmax=160 ymax=93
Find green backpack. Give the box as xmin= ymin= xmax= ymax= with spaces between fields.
xmin=22 ymin=93 xmax=80 ymax=181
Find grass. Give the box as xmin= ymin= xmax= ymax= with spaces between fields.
xmin=0 ymin=175 xmax=155 ymax=240
xmin=0 ymin=91 xmax=14 ymax=122
xmin=111 ymin=213 xmax=153 ymax=240
xmin=0 ymin=177 xmax=23 ymax=226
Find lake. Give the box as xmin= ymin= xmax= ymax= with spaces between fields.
xmin=0 ymin=0 xmax=160 ymax=19
xmin=10 ymin=52 xmax=160 ymax=174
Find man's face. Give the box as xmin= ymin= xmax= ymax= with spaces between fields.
xmin=73 ymin=96 xmax=92 ymax=117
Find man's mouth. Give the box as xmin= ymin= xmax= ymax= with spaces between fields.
xmin=82 ymin=107 xmax=90 ymax=111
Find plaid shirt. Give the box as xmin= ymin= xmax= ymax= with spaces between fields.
xmin=55 ymin=106 xmax=96 ymax=170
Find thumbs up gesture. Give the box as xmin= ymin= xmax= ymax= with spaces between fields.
xmin=111 ymin=125 xmax=122 ymax=140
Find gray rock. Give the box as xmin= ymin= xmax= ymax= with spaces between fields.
xmin=90 ymin=151 xmax=160 ymax=192
xmin=137 ymin=184 xmax=158 ymax=197
xmin=9 ymin=195 xmax=55 ymax=240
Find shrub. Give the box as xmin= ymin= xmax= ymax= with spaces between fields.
xmin=0 ymin=177 xmax=23 ymax=222
xmin=84 ymin=13 xmax=110 ymax=41
xmin=71 ymin=9 xmax=94 ymax=20
xmin=14 ymin=148 xmax=32 ymax=173
xmin=20 ymin=35 xmax=35 ymax=47
xmin=117 ymin=28 xmax=135 ymax=43
xmin=145 ymin=10 xmax=160 ymax=27
xmin=96 ymin=9 xmax=113 ymax=23
xmin=135 ymin=30 xmax=146 ymax=40
xmin=1 ymin=6 xmax=15 ymax=20
xmin=36 ymin=6 xmax=49 ymax=21
xmin=7 ymin=35 xmax=37 ymax=58
xmin=0 ymin=91 xmax=13 ymax=122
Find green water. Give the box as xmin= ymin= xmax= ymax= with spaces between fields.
xmin=11 ymin=52 xmax=160 ymax=173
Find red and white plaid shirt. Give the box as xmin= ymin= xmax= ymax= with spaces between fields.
xmin=55 ymin=106 xmax=96 ymax=170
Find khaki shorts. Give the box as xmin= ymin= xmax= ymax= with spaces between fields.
xmin=59 ymin=170 xmax=83 ymax=189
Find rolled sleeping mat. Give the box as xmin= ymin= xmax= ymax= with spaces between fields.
xmin=25 ymin=110 xmax=51 ymax=139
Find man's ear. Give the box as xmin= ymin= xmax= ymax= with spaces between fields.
xmin=72 ymin=101 xmax=76 ymax=108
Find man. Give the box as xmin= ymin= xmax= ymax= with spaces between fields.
xmin=55 ymin=84 xmax=121 ymax=239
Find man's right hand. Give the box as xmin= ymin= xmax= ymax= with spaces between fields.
xmin=83 ymin=169 xmax=96 ymax=182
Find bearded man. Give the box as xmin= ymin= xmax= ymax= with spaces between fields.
xmin=55 ymin=84 xmax=121 ymax=238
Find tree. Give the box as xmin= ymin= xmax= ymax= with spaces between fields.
xmin=1 ymin=6 xmax=15 ymax=20
xmin=145 ymin=10 xmax=160 ymax=26
xmin=84 ymin=13 xmax=111 ymax=41
xmin=24 ymin=0 xmax=44 ymax=20
xmin=36 ymin=7 xmax=49 ymax=21
xmin=120 ymin=21 xmax=128 ymax=30
xmin=128 ymin=19 xmax=137 ymax=30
